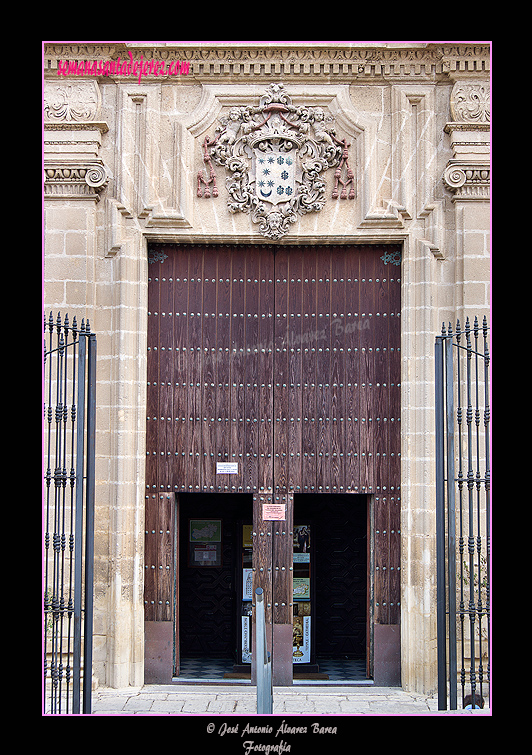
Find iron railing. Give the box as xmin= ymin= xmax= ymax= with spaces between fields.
xmin=435 ymin=317 xmax=491 ymax=711
xmin=43 ymin=313 xmax=96 ymax=714
xmin=255 ymin=588 xmax=273 ymax=714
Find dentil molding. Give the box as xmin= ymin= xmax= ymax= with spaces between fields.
xmin=43 ymin=42 xmax=490 ymax=82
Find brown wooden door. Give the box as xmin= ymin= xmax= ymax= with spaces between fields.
xmin=145 ymin=243 xmax=401 ymax=669
xmin=147 ymin=243 xmax=400 ymax=495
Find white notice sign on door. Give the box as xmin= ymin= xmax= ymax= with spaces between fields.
xmin=216 ymin=462 xmax=239 ymax=474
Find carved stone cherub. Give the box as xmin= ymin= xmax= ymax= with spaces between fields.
xmin=312 ymin=107 xmax=336 ymax=147
xmin=216 ymin=107 xmax=243 ymax=145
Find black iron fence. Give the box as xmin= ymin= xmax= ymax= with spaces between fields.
xmin=435 ymin=317 xmax=491 ymax=710
xmin=43 ymin=313 xmax=96 ymax=714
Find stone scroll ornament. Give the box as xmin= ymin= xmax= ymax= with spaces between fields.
xmin=197 ymin=84 xmax=354 ymax=239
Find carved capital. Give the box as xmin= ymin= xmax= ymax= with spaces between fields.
xmin=444 ymin=82 xmax=490 ymax=196
xmin=443 ymin=161 xmax=490 ymax=201
xmin=44 ymin=162 xmax=109 ymax=201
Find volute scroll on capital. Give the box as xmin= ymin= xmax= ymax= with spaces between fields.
xmin=43 ymin=162 xmax=110 ymax=201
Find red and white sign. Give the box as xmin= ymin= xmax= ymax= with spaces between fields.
xmin=262 ymin=503 xmax=286 ymax=521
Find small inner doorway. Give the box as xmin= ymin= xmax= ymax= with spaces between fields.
xmin=295 ymin=494 xmax=368 ymax=680
xmin=177 ymin=493 xmax=252 ymax=677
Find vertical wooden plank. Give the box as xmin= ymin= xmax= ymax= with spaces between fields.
xmin=368 ymin=247 xmax=379 ymax=494
xmin=172 ymin=248 xmax=188 ymax=490
xmin=245 ymin=249 xmax=260 ymax=493
xmin=146 ymin=260 xmax=160 ymax=495
xmin=359 ymin=247 xmax=373 ymax=493
xmin=231 ymin=247 xmax=246 ymax=492
xmin=252 ymin=492 xmax=273 ymax=631
xmin=157 ymin=491 xmax=175 ymax=621
xmin=301 ymin=248 xmax=317 ymax=493
xmin=216 ymin=248 xmax=232 ymax=488
xmin=374 ymin=495 xmax=389 ymax=625
xmin=274 ymin=250 xmax=289 ymax=495
xmin=287 ymin=249 xmax=303 ymax=494
xmin=316 ymin=250 xmax=331 ymax=493
xmin=144 ymin=495 xmax=157 ymax=621
xmin=258 ymin=249 xmax=275 ymax=494
xmin=159 ymin=267 xmax=174 ymax=494
xmin=271 ymin=493 xmax=294 ymax=625
xmin=387 ymin=246 xmax=402 ymax=623
xmin=374 ymin=252 xmax=389 ymax=495
xmin=345 ymin=248 xmax=360 ymax=492
xmin=330 ymin=247 xmax=346 ymax=493
xmin=388 ymin=248 xmax=402 ymax=496
xmin=389 ymin=494 xmax=401 ymax=624
xmin=174 ymin=493 xmax=180 ymax=675
xmin=367 ymin=249 xmax=384 ymax=623
xmin=201 ymin=247 xmax=216 ymax=491
xmin=272 ymin=492 xmax=294 ymax=685
xmin=367 ymin=493 xmax=372 ymax=677
xmin=183 ymin=247 xmax=201 ymax=493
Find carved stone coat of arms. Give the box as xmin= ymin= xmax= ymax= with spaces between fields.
xmin=198 ymin=84 xmax=354 ymax=239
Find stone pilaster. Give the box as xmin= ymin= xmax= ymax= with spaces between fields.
xmin=443 ymin=80 xmax=491 ymax=324
xmin=43 ymin=79 xmax=146 ymax=688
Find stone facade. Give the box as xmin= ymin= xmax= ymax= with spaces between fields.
xmin=43 ymin=42 xmax=491 ymax=694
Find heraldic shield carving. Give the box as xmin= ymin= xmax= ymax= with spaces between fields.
xmin=197 ymin=84 xmax=354 ymax=239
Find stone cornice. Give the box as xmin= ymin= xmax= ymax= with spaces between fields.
xmin=43 ymin=41 xmax=490 ymax=83
xmin=444 ymin=122 xmax=490 ymax=133
xmin=44 ymin=121 xmax=109 ymax=133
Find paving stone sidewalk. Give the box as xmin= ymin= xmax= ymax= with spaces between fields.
xmin=91 ymin=684 xmax=490 ymax=716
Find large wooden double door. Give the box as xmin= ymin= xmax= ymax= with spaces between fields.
xmin=144 ymin=243 xmax=401 ymax=680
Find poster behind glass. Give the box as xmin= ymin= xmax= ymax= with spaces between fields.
xmin=188 ymin=519 xmax=222 ymax=567
xmin=241 ymin=524 xmax=253 ymax=663
xmin=293 ymin=524 xmax=311 ymax=663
